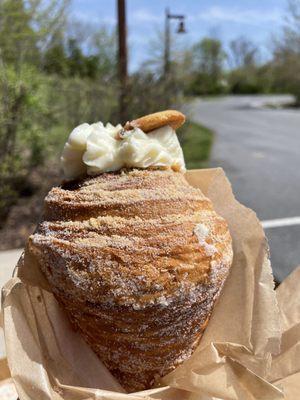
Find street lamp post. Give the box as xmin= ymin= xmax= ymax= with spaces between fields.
xmin=164 ymin=8 xmax=186 ymax=77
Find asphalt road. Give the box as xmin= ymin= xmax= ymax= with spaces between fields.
xmin=186 ymin=95 xmax=300 ymax=282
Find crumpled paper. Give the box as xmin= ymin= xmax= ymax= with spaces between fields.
xmin=1 ymin=168 xmax=299 ymax=400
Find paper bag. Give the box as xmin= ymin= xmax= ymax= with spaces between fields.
xmin=268 ymin=266 xmax=300 ymax=399
xmin=1 ymin=168 xmax=299 ymax=399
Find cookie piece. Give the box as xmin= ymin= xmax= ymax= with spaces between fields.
xmin=124 ymin=110 xmax=186 ymax=132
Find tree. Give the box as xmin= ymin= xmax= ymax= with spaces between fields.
xmin=228 ymin=36 xmax=259 ymax=69
xmin=272 ymin=0 xmax=300 ymax=101
xmin=188 ymin=37 xmax=226 ymax=95
xmin=43 ymin=32 xmax=68 ymax=75
xmin=66 ymin=38 xmax=87 ymax=77
xmin=89 ymin=27 xmax=117 ymax=81
xmin=0 ymin=0 xmax=69 ymax=69
xmin=226 ymin=36 xmax=263 ymax=94
xmin=193 ymin=38 xmax=225 ymax=76
xmin=26 ymin=0 xmax=70 ymax=52
xmin=282 ymin=0 xmax=300 ymax=52
xmin=0 ymin=0 xmax=39 ymax=67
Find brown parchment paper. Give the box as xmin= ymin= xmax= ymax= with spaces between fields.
xmin=1 ymin=168 xmax=298 ymax=400
xmin=268 ymin=266 xmax=300 ymax=400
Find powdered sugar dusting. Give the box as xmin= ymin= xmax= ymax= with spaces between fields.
xmin=194 ymin=223 xmax=217 ymax=256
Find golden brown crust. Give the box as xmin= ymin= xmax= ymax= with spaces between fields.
xmin=27 ymin=169 xmax=233 ymax=392
xmin=124 ymin=110 xmax=186 ymax=132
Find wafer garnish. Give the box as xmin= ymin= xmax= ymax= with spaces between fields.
xmin=124 ymin=110 xmax=186 ymax=133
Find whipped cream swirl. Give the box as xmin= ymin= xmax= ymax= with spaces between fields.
xmin=61 ymin=121 xmax=186 ymax=180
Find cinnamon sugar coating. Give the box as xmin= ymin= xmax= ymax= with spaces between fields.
xmin=28 ymin=169 xmax=233 ymax=392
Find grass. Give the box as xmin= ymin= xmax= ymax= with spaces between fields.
xmin=179 ymin=121 xmax=214 ymax=169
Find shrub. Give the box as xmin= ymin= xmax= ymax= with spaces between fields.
xmin=0 ymin=65 xmax=51 ymax=222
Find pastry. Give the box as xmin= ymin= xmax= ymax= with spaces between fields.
xmin=26 ymin=111 xmax=233 ymax=392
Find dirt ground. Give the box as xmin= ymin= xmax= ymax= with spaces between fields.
xmin=0 ymin=167 xmax=61 ymax=250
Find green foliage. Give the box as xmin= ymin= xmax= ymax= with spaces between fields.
xmin=127 ymin=73 xmax=180 ymax=119
xmin=188 ymin=72 xmax=226 ymax=95
xmin=269 ymin=0 xmax=300 ymax=102
xmin=0 ymin=0 xmax=39 ymax=66
xmin=0 ymin=0 xmax=69 ymax=69
xmin=179 ymin=122 xmax=213 ymax=169
xmin=271 ymin=53 xmax=300 ymax=102
xmin=187 ymin=38 xmax=226 ymax=95
xmin=0 ymin=64 xmax=49 ymax=221
xmin=193 ymin=38 xmax=226 ymax=76
xmin=42 ymin=27 xmax=117 ymax=80
xmin=0 ymin=0 xmax=119 ymax=225
xmin=50 ymin=75 xmax=119 ymax=126
xmin=90 ymin=27 xmax=117 ymax=80
xmin=224 ymin=1 xmax=300 ymax=99
xmin=0 ymin=59 xmax=121 ymax=223
xmin=43 ymin=35 xmax=68 ymax=76
xmin=227 ymin=65 xmax=271 ymax=94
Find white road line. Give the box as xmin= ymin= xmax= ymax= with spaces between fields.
xmin=261 ymin=216 xmax=300 ymax=229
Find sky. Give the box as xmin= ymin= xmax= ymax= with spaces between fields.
xmin=71 ymin=0 xmax=288 ymax=71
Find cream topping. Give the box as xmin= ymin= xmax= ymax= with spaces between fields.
xmin=61 ymin=121 xmax=186 ymax=179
